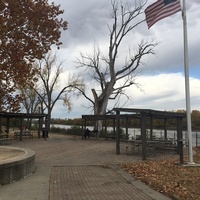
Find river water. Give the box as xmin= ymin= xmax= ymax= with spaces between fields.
xmin=51 ymin=124 xmax=200 ymax=147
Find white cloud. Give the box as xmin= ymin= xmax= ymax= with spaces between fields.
xmin=52 ymin=73 xmax=200 ymax=118
xmin=127 ymin=73 xmax=186 ymax=109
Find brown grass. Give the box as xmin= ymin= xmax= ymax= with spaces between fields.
xmin=123 ymin=148 xmax=200 ymax=200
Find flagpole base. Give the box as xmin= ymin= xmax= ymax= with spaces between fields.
xmin=181 ymin=162 xmax=200 ymax=167
xmin=187 ymin=162 xmax=196 ymax=165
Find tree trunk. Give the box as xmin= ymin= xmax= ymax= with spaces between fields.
xmin=92 ymin=86 xmax=113 ymax=133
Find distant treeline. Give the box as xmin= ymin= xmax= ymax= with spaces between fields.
xmin=50 ymin=110 xmax=200 ymax=131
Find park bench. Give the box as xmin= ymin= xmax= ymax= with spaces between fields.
xmin=14 ymin=131 xmax=33 ymax=140
xmin=0 ymin=133 xmax=12 ymax=145
xmin=106 ymin=133 xmax=126 ymax=140
xmin=90 ymin=130 xmax=99 ymax=137
xmin=0 ymin=138 xmax=12 ymax=145
xmin=106 ymin=134 xmax=115 ymax=139
xmin=146 ymin=139 xmax=177 ymax=151
xmin=125 ymin=138 xmax=177 ymax=155
xmin=84 ymin=129 xmax=99 ymax=138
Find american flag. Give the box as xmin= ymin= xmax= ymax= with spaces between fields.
xmin=145 ymin=0 xmax=181 ymax=29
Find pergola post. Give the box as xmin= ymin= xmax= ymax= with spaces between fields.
xmin=44 ymin=116 xmax=48 ymax=140
xmin=38 ymin=117 xmax=42 ymax=139
xmin=164 ymin=118 xmax=167 ymax=140
xmin=0 ymin=115 xmax=2 ymax=134
xmin=116 ymin=110 xmax=120 ymax=155
xmin=125 ymin=115 xmax=129 ymax=140
xmin=150 ymin=115 xmax=153 ymax=140
xmin=141 ymin=112 xmax=147 ymax=160
xmin=104 ymin=117 xmax=107 ymax=140
xmin=82 ymin=118 xmax=86 ymax=139
xmin=20 ymin=116 xmax=23 ymax=141
xmin=177 ymin=117 xmax=184 ymax=164
xmin=6 ymin=118 xmax=10 ymax=135
xmin=113 ymin=118 xmax=116 ymax=135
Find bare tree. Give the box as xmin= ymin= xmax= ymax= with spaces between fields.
xmin=75 ymin=0 xmax=157 ymax=119
xmin=19 ymin=85 xmax=41 ymax=129
xmin=27 ymin=52 xmax=85 ymax=129
xmin=20 ymin=86 xmax=40 ymax=114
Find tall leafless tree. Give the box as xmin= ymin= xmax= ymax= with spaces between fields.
xmin=21 ymin=52 xmax=85 ymax=130
xmin=75 ymin=1 xmax=157 ymax=119
xmin=19 ymin=85 xmax=41 ymax=129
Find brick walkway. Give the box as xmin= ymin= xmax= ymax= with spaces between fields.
xmin=49 ymin=165 xmax=170 ymax=200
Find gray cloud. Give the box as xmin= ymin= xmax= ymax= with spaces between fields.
xmin=50 ymin=0 xmax=200 ymax=118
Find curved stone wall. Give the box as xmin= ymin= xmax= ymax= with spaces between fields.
xmin=0 ymin=146 xmax=35 ymax=185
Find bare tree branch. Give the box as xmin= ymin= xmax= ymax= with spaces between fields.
xmin=75 ymin=0 xmax=157 ymax=117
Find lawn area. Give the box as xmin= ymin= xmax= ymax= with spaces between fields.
xmin=123 ymin=148 xmax=200 ymax=200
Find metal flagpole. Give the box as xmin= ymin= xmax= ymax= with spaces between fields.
xmin=182 ymin=0 xmax=195 ymax=164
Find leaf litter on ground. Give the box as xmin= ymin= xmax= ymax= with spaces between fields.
xmin=122 ymin=147 xmax=200 ymax=200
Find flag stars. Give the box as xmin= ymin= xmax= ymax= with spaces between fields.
xmin=164 ymin=0 xmax=177 ymax=6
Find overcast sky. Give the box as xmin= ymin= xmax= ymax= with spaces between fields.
xmin=49 ymin=0 xmax=200 ymax=119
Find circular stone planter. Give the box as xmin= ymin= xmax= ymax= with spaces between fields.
xmin=0 ymin=146 xmax=35 ymax=185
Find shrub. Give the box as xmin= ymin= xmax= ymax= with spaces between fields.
xmin=65 ymin=125 xmax=82 ymax=136
xmin=101 ymin=128 xmax=127 ymax=139
xmin=50 ymin=125 xmax=82 ymax=136
xmin=50 ymin=126 xmax=68 ymax=134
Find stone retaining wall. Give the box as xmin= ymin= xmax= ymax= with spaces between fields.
xmin=0 ymin=147 xmax=35 ymax=185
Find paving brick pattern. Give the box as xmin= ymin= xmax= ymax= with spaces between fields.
xmin=49 ymin=165 xmax=154 ymax=200
xmin=9 ymin=135 xmax=174 ymax=200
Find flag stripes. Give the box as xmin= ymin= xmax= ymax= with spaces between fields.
xmin=145 ymin=0 xmax=181 ymax=29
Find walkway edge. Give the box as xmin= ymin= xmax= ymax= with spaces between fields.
xmin=110 ymin=165 xmax=171 ymax=200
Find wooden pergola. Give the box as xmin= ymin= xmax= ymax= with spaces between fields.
xmin=82 ymin=108 xmax=186 ymax=163
xmin=82 ymin=113 xmax=135 ymax=140
xmin=0 ymin=112 xmax=48 ymax=141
